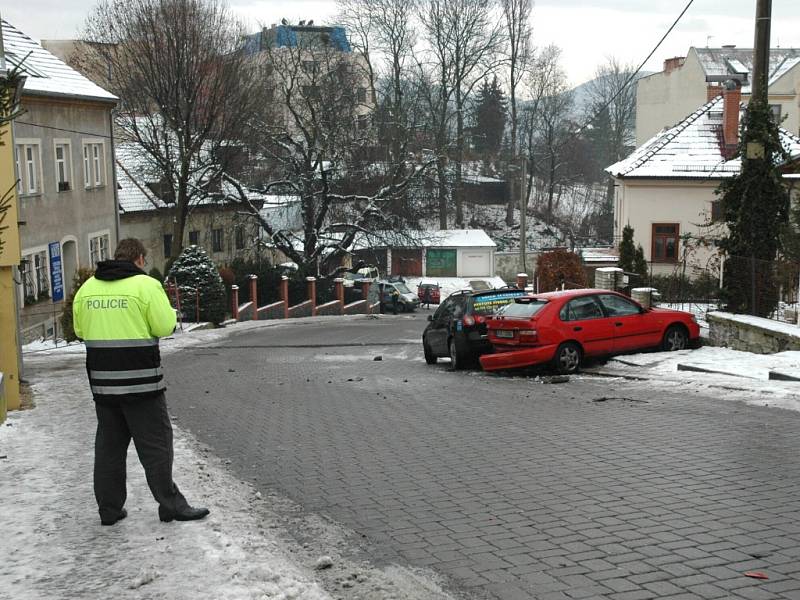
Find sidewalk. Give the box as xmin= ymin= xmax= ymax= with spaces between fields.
xmin=582 ymin=346 xmax=800 ymax=412
xmin=1 ymin=319 xmax=459 ymax=600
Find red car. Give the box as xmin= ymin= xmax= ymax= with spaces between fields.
xmin=417 ymin=282 xmax=441 ymax=306
xmin=479 ymin=289 xmax=700 ymax=374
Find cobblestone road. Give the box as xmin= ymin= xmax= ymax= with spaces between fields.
xmin=164 ymin=314 xmax=800 ymax=600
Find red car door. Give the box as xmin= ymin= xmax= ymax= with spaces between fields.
xmin=596 ymin=293 xmax=661 ymax=353
xmin=558 ymin=295 xmax=616 ymax=357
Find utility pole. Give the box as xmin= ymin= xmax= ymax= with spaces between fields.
xmin=519 ymin=156 xmax=527 ymax=273
xmin=750 ymin=0 xmax=771 ymax=107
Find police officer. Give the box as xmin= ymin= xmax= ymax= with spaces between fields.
xmin=73 ymin=238 xmax=209 ymax=526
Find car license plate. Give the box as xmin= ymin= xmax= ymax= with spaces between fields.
xmin=496 ymin=330 xmax=514 ymax=338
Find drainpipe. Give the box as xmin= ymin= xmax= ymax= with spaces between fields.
xmin=108 ymin=109 xmax=120 ymax=245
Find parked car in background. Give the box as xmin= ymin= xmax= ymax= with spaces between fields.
xmin=379 ymin=280 xmax=420 ymax=312
xmin=417 ymin=282 xmax=441 ymax=306
xmin=480 ymin=289 xmax=700 ymax=374
xmin=422 ymin=288 xmax=527 ymax=369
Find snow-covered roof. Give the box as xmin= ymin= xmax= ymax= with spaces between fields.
xmin=692 ymin=47 xmax=800 ymax=91
xmin=607 ymin=96 xmax=800 ymax=179
xmin=579 ymin=247 xmax=619 ymax=263
xmin=115 ymin=145 xmax=167 ymax=214
xmin=1 ymin=19 xmax=117 ymax=104
xmin=425 ymin=229 xmax=496 ymax=248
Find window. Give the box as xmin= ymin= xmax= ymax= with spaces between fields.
xmin=92 ymin=144 xmax=103 ymax=186
xmin=14 ymin=146 xmax=22 ymax=194
xmin=20 ymin=249 xmax=49 ymax=304
xmin=211 ymin=228 xmax=223 ymax=252
xmin=83 ymin=141 xmax=105 ymax=188
xmin=651 ymin=223 xmax=679 ymax=263
xmin=83 ymin=145 xmax=91 ymax=188
xmin=54 ymin=141 xmax=72 ymax=192
xmin=235 ymin=226 xmax=245 ymax=250
xmin=769 ymin=104 xmax=782 ymax=122
xmin=356 ymin=87 xmax=367 ymax=103
xmin=89 ymin=232 xmax=110 ymax=267
xmin=189 ymin=230 xmax=200 ymax=246
xmin=597 ymin=294 xmax=641 ymax=317
xmin=163 ymin=234 xmax=173 ymax=258
xmin=14 ymin=142 xmax=42 ymax=195
xmin=302 ymin=60 xmax=319 ymax=74
xmin=560 ymin=296 xmax=604 ymax=321
xmin=711 ymin=201 xmax=723 ymax=223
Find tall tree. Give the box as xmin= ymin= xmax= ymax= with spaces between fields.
xmin=500 ymin=0 xmax=533 ymax=225
xmin=226 ymin=32 xmax=432 ymax=273
xmin=337 ymin=0 xmax=420 ymax=220
xmin=472 ymin=76 xmax=507 ymax=159
xmin=718 ymin=98 xmax=790 ymax=316
xmin=584 ymin=57 xmax=637 ymax=239
xmin=84 ymin=0 xmax=260 ymax=258
xmin=521 ymin=46 xmax=572 ymax=223
xmin=420 ymin=0 xmax=504 ymax=227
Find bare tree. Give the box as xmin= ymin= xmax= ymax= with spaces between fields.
xmin=583 ymin=57 xmax=637 ymax=238
xmin=500 ymin=0 xmax=533 ymax=225
xmin=419 ymin=0 xmax=504 ymax=228
xmin=83 ymin=0 xmax=260 ymax=257
xmin=520 ymin=45 xmax=572 ymax=223
xmin=229 ymin=33 xmax=432 ymax=273
xmin=337 ymin=0 xmax=420 ymax=219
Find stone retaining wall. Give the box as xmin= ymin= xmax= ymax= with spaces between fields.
xmin=707 ymin=311 xmax=800 ymax=354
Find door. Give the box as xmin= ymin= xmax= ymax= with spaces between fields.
xmin=559 ymin=295 xmax=615 ymax=357
xmin=596 ymin=293 xmax=660 ymax=352
xmin=391 ymin=249 xmax=423 ymax=276
xmin=459 ymin=249 xmax=491 ymax=277
xmin=427 ymin=297 xmax=455 ymax=355
xmin=426 ymin=249 xmax=457 ymax=277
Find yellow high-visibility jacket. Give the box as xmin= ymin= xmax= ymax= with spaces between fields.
xmin=73 ymin=260 xmax=176 ymax=401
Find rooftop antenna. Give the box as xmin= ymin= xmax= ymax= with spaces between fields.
xmin=307 ymin=19 xmax=314 ymax=26
xmin=281 ymin=18 xmax=288 ymax=25
xmin=706 ymin=35 xmax=714 ymax=47
xmin=299 ymin=20 xmax=306 ymax=26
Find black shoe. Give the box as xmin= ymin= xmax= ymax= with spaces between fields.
xmin=101 ymin=508 xmax=128 ymax=526
xmin=159 ymin=506 xmax=210 ymax=523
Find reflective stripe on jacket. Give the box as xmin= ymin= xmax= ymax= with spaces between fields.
xmin=73 ymin=266 xmax=177 ymax=401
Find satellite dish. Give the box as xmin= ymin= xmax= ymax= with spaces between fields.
xmin=299 ymin=20 xmax=306 ymax=26
xmin=307 ymin=19 xmax=314 ymax=26
xmin=281 ymin=18 xmax=288 ymax=25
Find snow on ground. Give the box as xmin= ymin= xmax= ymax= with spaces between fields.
xmin=591 ymin=345 xmax=800 ymax=412
xmin=5 ymin=316 xmax=462 ymax=600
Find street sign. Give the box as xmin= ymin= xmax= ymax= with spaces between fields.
xmin=48 ymin=241 xmax=64 ymax=302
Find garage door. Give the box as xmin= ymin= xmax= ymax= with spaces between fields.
xmin=391 ymin=249 xmax=423 ymax=276
xmin=459 ymin=250 xmax=492 ymax=277
xmin=426 ymin=249 xmax=457 ymax=277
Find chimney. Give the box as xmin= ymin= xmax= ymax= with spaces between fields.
xmin=707 ymin=84 xmax=722 ymax=102
xmin=663 ymin=56 xmax=685 ymax=74
xmin=722 ymin=79 xmax=741 ymax=155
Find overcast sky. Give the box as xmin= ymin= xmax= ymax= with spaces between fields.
xmin=4 ymin=0 xmax=800 ymax=85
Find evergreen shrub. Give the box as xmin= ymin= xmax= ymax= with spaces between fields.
xmin=167 ymin=246 xmax=226 ymax=324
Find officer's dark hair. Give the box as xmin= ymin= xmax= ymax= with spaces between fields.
xmin=114 ymin=238 xmax=147 ymax=263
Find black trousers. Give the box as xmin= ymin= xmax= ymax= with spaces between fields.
xmin=94 ymin=393 xmax=189 ymax=522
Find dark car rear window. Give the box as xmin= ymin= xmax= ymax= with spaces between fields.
xmin=501 ymin=299 xmax=548 ymax=318
xmin=470 ymin=290 xmax=526 ymax=315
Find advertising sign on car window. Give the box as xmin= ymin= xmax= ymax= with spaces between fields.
xmin=471 ymin=290 xmax=525 ymax=315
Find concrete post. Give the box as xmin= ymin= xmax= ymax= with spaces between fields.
xmin=307 ymin=276 xmax=317 ymax=316
xmin=361 ymin=280 xmax=371 ymax=314
xmin=334 ymin=278 xmax=344 ymax=314
xmin=280 ymin=276 xmax=289 ymax=319
xmin=516 ymin=273 xmax=529 ymax=290
xmin=249 ymin=274 xmax=258 ymax=320
xmin=231 ymin=285 xmax=239 ymax=321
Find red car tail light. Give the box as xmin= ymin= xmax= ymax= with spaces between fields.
xmin=518 ymin=329 xmax=538 ymax=341
xmin=474 ymin=315 xmax=485 ymax=324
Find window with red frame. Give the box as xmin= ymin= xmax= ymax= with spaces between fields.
xmin=652 ymin=223 xmax=679 ymax=262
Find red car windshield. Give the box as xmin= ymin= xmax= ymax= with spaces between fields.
xmin=500 ymin=299 xmax=548 ymax=318
xmin=471 ymin=290 xmax=526 ymax=316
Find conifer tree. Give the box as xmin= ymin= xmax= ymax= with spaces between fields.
xmin=167 ymin=245 xmax=226 ymax=324
xmin=473 ymin=77 xmax=507 ymax=159
xmin=717 ymin=99 xmax=790 ymax=316
xmin=618 ymin=225 xmax=637 ymax=273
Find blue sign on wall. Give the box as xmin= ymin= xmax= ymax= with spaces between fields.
xmin=48 ymin=242 xmax=64 ymax=303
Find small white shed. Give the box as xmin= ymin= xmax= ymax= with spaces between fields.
xmin=422 ymin=230 xmax=496 ymax=278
